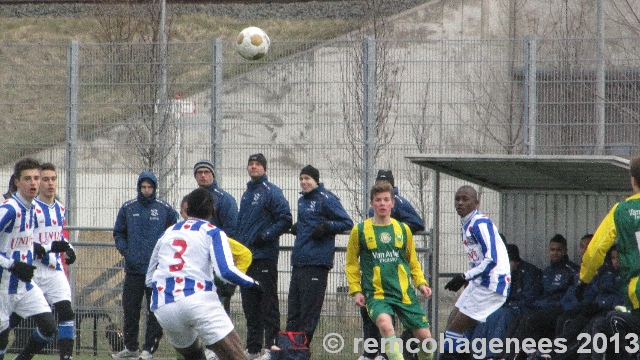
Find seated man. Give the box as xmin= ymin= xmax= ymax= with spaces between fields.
xmin=507 ymin=234 xmax=578 ymax=360
xmin=556 ymin=246 xmax=622 ymax=360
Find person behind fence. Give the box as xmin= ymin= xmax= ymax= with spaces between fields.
xmin=504 ymin=234 xmax=577 ymax=360
xmin=193 ymin=160 xmax=238 ymax=238
xmin=237 ymin=153 xmax=292 ymax=360
xmin=441 ymin=185 xmax=510 ymax=360
xmin=286 ymin=165 xmax=353 ymax=347
xmin=2 ymin=175 xmax=16 ymax=200
xmin=346 ymin=182 xmax=434 ymax=360
xmin=576 ymin=156 xmax=640 ymax=360
xmin=28 ymin=162 xmax=76 ymax=360
xmin=468 ymin=243 xmax=543 ymax=360
xmin=0 ymin=158 xmax=57 ymax=360
xmin=193 ymin=160 xmax=240 ymax=317
xmin=113 ymin=171 xmax=179 ymax=360
xmin=359 ymin=170 xmax=426 ymax=360
xmin=146 ymin=188 xmax=264 ymax=360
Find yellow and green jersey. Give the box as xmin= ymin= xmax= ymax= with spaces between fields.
xmin=581 ymin=192 xmax=640 ymax=310
xmin=345 ymin=218 xmax=428 ymax=304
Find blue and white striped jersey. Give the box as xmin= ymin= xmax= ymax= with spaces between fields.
xmin=0 ymin=194 xmax=37 ymax=295
xmin=146 ymin=218 xmax=255 ymax=310
xmin=33 ymin=197 xmax=69 ymax=272
xmin=461 ymin=210 xmax=511 ymax=296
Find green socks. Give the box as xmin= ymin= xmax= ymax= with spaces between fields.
xmin=383 ymin=335 xmax=404 ymax=360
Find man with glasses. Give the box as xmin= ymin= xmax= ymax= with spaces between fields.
xmin=193 ymin=160 xmax=240 ymax=319
xmin=193 ymin=160 xmax=238 ymax=239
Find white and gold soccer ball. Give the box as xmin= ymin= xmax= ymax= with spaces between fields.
xmin=236 ymin=27 xmax=271 ymax=61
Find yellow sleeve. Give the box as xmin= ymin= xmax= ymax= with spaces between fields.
xmin=580 ymin=203 xmax=618 ymax=283
xmin=404 ymin=224 xmax=428 ymax=288
xmin=345 ymin=225 xmax=362 ymax=296
xmin=228 ymin=238 xmax=253 ymax=274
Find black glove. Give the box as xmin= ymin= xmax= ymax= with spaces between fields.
xmin=50 ymin=241 xmax=71 ymax=253
xmin=444 ymin=273 xmax=467 ymax=292
xmin=582 ymin=302 xmax=601 ymax=316
xmin=217 ymin=283 xmax=237 ymax=298
xmin=253 ymin=235 xmax=268 ymax=248
xmin=311 ymin=221 xmax=332 ymax=239
xmin=290 ymin=223 xmax=298 ymax=236
xmin=574 ymin=281 xmax=587 ymax=302
xmin=9 ymin=261 xmax=36 ymax=282
xmin=65 ymin=248 xmax=76 ymax=265
xmin=250 ymin=280 xmax=264 ymax=303
xmin=33 ymin=243 xmax=46 ymax=259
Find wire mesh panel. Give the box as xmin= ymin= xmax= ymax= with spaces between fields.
xmin=1 ymin=36 xmax=640 ymax=357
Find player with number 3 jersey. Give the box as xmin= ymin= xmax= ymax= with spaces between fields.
xmin=147 ymin=188 xmax=263 ymax=360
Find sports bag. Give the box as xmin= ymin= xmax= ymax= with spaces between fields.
xmin=273 ymin=331 xmax=311 ymax=360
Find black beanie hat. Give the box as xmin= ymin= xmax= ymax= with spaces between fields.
xmin=248 ymin=153 xmax=267 ymax=170
xmin=193 ymin=160 xmax=215 ymax=177
xmin=300 ymin=165 xmax=320 ymax=184
xmin=376 ymin=170 xmax=394 ymax=187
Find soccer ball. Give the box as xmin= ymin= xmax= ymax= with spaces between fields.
xmin=236 ymin=27 xmax=270 ymax=60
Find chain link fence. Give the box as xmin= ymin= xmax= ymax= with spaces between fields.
xmin=1 ymin=36 xmax=639 ymax=357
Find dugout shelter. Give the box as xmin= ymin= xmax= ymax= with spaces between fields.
xmin=408 ymin=154 xmax=630 ymax=335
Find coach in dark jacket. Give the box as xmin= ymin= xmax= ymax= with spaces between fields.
xmin=237 ymin=153 xmax=292 ymax=358
xmin=286 ymin=165 xmax=353 ymax=344
xmin=193 ymin=159 xmax=238 ymax=238
xmin=113 ymin=171 xmax=179 ymax=358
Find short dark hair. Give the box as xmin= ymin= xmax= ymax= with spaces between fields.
xmin=41 ymin=162 xmax=56 ymax=173
xmin=186 ymin=188 xmax=213 ymax=220
xmin=550 ymin=233 xmax=568 ymax=249
xmin=581 ymin=234 xmax=594 ymax=242
xmin=631 ymin=157 xmax=640 ymax=186
xmin=3 ymin=174 xmax=16 ymax=200
xmin=13 ymin=158 xmax=41 ymax=180
xmin=506 ymin=244 xmax=521 ymax=262
xmin=370 ymin=182 xmax=394 ymax=201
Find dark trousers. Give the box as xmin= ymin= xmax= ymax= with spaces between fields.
xmin=508 ymin=307 xmax=564 ymax=359
xmin=360 ymin=306 xmax=382 ymax=358
xmin=122 ymin=273 xmax=163 ymax=353
xmin=554 ymin=310 xmax=598 ymax=360
xmin=285 ymin=265 xmax=329 ymax=345
xmin=241 ymin=259 xmax=280 ymax=353
xmin=589 ymin=310 xmax=640 ymax=360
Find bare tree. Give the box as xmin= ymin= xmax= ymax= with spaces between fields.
xmin=335 ymin=0 xmax=402 ymax=217
xmin=93 ymin=0 xmax=179 ymax=196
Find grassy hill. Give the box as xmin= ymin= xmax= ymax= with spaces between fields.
xmin=0 ymin=12 xmax=362 ymax=164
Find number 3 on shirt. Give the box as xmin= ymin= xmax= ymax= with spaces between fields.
xmin=169 ymin=239 xmax=187 ymax=272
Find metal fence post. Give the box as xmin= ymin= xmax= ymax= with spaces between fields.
xmin=66 ymin=40 xmax=79 ymax=234
xmin=595 ymin=0 xmax=605 ymax=155
xmin=211 ymin=39 xmax=224 ymax=178
xmin=524 ymin=36 xmax=537 ymax=155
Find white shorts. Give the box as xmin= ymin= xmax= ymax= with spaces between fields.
xmin=152 ymin=291 xmax=233 ymax=349
xmin=0 ymin=285 xmax=51 ymax=332
xmin=34 ymin=269 xmax=72 ymax=305
xmin=455 ymin=281 xmax=507 ymax=322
